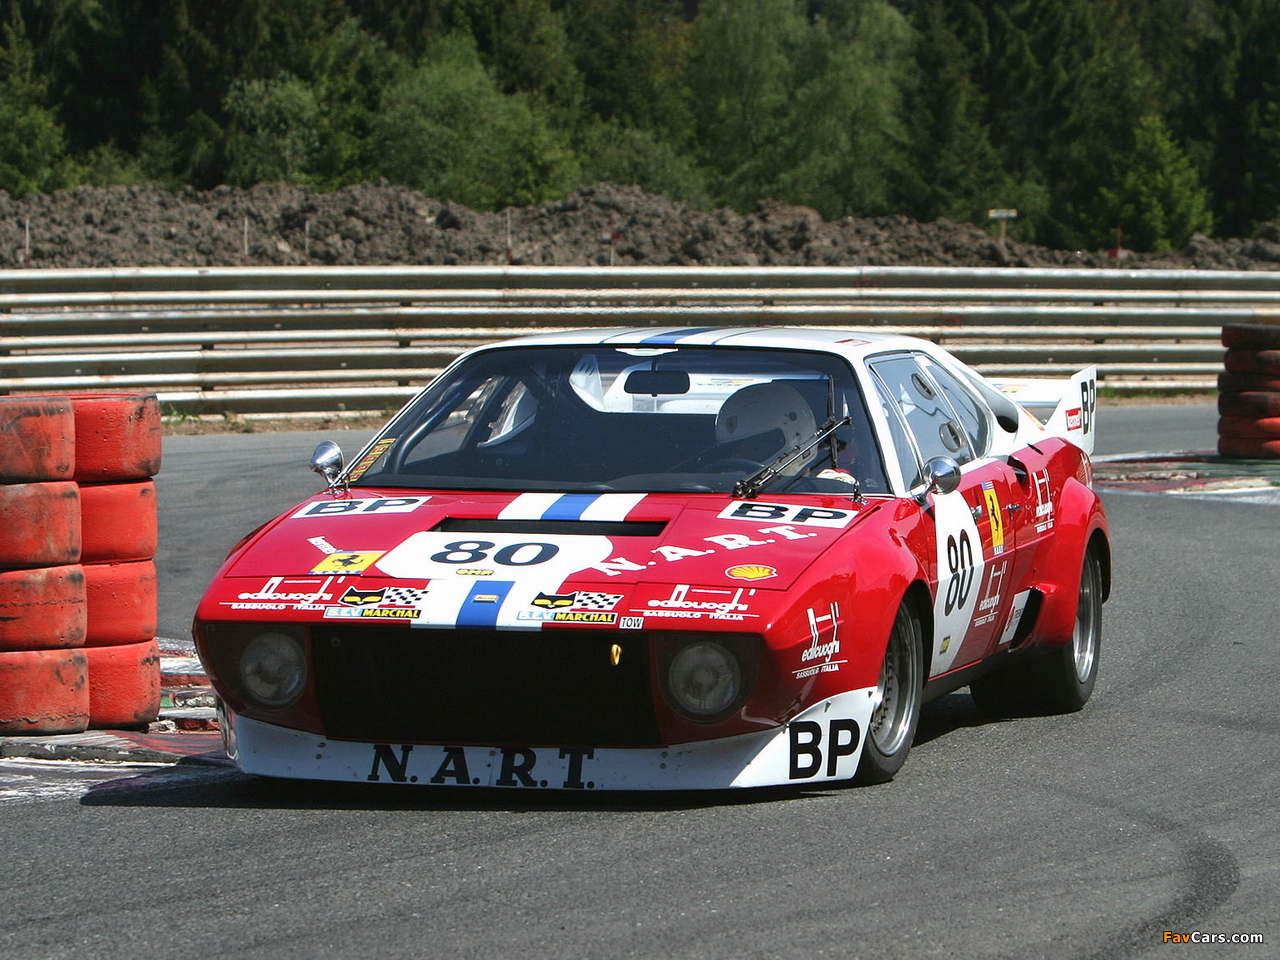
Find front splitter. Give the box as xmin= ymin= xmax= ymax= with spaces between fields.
xmin=220 ymin=688 xmax=879 ymax=791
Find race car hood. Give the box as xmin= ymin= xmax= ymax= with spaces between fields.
xmin=209 ymin=488 xmax=874 ymax=628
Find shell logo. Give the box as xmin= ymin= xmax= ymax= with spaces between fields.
xmin=725 ymin=564 xmax=777 ymax=581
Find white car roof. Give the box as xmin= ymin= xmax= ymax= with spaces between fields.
xmin=478 ymin=326 xmax=937 ymax=362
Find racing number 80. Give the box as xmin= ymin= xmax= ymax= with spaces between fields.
xmin=944 ymin=530 xmax=975 ymax=616
xmin=430 ymin=540 xmax=560 ymax=566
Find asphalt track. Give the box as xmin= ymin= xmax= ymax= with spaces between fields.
xmin=2 ymin=403 xmax=1278 ymax=960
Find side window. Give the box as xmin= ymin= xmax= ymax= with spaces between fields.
xmin=922 ymin=358 xmax=990 ymax=457
xmin=478 ymin=380 xmax=536 ymax=446
xmin=869 ymin=374 xmax=921 ymax=489
xmin=869 ymin=354 xmax=974 ymax=473
xmin=399 ymin=375 xmax=535 ymax=464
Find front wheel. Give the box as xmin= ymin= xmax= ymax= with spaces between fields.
xmin=854 ymin=601 xmax=924 ymax=785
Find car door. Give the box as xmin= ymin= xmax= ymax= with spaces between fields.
xmin=867 ymin=353 xmax=1022 ymax=678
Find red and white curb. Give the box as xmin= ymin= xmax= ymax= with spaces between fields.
xmin=157 ymin=636 xmax=217 ymax=732
xmin=0 ymin=637 xmax=222 ymax=764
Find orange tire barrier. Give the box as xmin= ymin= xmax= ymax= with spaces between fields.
xmin=0 ymin=647 xmax=89 ymax=734
xmin=1217 ymin=416 xmax=1280 ymax=439
xmin=0 ymin=564 xmax=86 ymax=652
xmin=0 ymin=397 xmax=75 ymax=483
xmin=82 ymin=560 xmax=157 ymax=647
xmin=70 ymin=394 xmax=162 ymax=482
xmin=0 ymin=393 xmax=163 ymax=733
xmin=85 ymin=639 xmax=160 ymax=729
xmin=0 ymin=481 xmax=81 ymax=570
xmin=1219 ymin=325 xmax=1280 ymax=458
xmin=78 ymin=480 xmax=158 ymax=564
xmin=1218 ymin=436 xmax=1280 ymax=458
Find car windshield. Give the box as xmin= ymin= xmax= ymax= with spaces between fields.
xmin=350 ymin=344 xmax=888 ymax=494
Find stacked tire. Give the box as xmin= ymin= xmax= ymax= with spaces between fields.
xmin=0 ymin=394 xmax=163 ymax=734
xmin=0 ymin=398 xmax=88 ymax=734
xmin=1219 ymin=324 xmax=1280 ymax=459
xmin=75 ymin=395 xmax=163 ymax=729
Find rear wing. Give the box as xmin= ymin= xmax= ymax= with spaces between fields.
xmin=987 ymin=367 xmax=1097 ymax=454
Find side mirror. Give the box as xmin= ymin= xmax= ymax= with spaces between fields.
xmin=310 ymin=441 xmax=345 ymax=489
xmin=915 ymin=456 xmax=961 ymax=504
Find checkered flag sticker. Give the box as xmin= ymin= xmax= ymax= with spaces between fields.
xmin=572 ymin=592 xmax=623 ymax=611
xmin=381 ymin=586 xmax=428 ymax=607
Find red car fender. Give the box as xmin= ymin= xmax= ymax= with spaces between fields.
xmin=770 ymin=502 xmax=931 ymax=698
xmin=1024 ymin=477 xmax=1110 ymax=649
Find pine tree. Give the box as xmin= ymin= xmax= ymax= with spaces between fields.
xmin=897 ymin=1 xmax=1011 ymax=226
xmin=0 ymin=9 xmax=79 ymax=196
xmin=1095 ymin=114 xmax=1213 ymax=251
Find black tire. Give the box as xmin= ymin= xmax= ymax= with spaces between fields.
xmin=854 ymin=600 xmax=924 ymax=785
xmin=1218 ymin=391 xmax=1280 ymax=419
xmin=1218 ymin=371 xmax=1280 ymax=393
xmin=1222 ymin=323 xmax=1280 ymax=351
xmin=1224 ymin=348 xmax=1280 ymax=375
xmin=971 ymin=546 xmax=1103 ymax=716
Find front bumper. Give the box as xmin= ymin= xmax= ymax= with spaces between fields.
xmin=218 ymin=687 xmax=878 ymax=791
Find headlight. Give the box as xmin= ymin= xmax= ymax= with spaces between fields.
xmin=238 ymin=631 xmax=307 ymax=708
xmin=665 ymin=641 xmax=743 ymax=720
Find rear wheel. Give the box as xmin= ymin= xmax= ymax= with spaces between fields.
xmin=854 ymin=601 xmax=924 ymax=785
xmin=971 ymin=545 xmax=1103 ymax=716
xmin=1040 ymin=543 xmax=1103 ymax=711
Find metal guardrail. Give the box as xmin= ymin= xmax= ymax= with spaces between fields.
xmin=1 ymin=265 xmax=1263 ymax=417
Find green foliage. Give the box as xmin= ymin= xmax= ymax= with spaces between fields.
xmin=576 ymin=121 xmax=708 ymax=206
xmin=0 ymin=9 xmax=79 ymax=196
xmin=686 ymin=0 xmax=912 ymax=219
xmin=80 ymin=143 xmax=151 ymax=187
xmin=372 ymin=33 xmax=578 ymax=210
xmin=897 ymin=1 xmax=1009 ymax=225
xmin=1095 ymin=115 xmax=1213 ymax=251
xmin=687 ymin=0 xmax=808 ymax=194
xmin=223 ymin=73 xmax=322 ymax=186
xmin=2 ymin=0 xmax=1279 ymax=248
xmin=563 ymin=0 xmax=694 ymax=135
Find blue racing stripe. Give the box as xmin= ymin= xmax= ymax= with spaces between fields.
xmin=637 ymin=327 xmax=719 ymax=344
xmin=541 ymin=493 xmax=601 ymax=521
xmin=457 ymin=581 xmax=514 ymax=628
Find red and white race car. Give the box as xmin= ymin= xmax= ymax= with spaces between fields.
xmin=193 ymin=328 xmax=1109 ymax=790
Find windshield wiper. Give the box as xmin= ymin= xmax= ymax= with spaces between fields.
xmin=733 ymin=416 xmax=852 ymax=499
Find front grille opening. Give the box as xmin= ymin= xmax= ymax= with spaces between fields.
xmin=312 ymin=627 xmax=661 ymax=747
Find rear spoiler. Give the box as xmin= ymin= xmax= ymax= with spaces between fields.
xmin=986 ymin=367 xmax=1097 ymax=454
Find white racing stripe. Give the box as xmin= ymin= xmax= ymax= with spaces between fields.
xmin=498 ymin=492 xmax=647 ymax=522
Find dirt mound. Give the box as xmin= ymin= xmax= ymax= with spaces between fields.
xmin=2 ymin=181 xmax=1277 ymax=270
